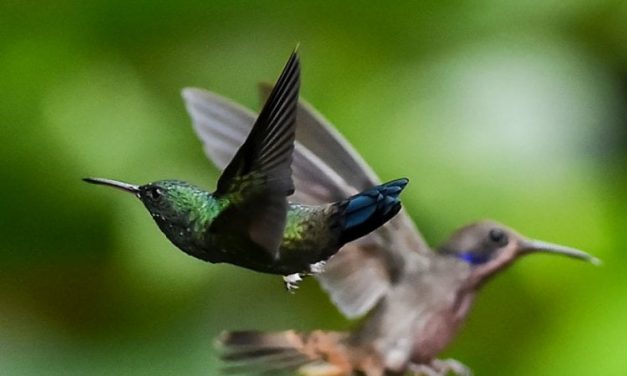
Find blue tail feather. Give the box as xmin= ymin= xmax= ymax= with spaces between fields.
xmin=339 ymin=178 xmax=408 ymax=244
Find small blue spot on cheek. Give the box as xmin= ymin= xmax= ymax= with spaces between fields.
xmin=458 ymin=251 xmax=490 ymax=265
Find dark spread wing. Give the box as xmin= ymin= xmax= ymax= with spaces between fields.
xmin=182 ymin=72 xmax=431 ymax=318
xmin=200 ymin=52 xmax=299 ymax=257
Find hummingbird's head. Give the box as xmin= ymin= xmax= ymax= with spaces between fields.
xmin=83 ymin=178 xmax=210 ymax=251
xmin=439 ymin=220 xmax=599 ymax=288
xmin=135 ymin=180 xmax=206 ymax=223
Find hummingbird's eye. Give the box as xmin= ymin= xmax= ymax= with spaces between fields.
xmin=146 ymin=187 xmax=162 ymax=200
xmin=489 ymin=229 xmax=508 ymax=246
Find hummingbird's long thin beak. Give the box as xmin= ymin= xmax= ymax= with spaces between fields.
xmin=83 ymin=177 xmax=140 ymax=195
xmin=519 ymin=239 xmax=601 ymax=265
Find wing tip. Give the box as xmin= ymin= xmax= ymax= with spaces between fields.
xmin=181 ymin=86 xmax=203 ymax=100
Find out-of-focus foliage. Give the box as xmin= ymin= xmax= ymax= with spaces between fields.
xmin=1 ymin=1 xmax=625 ymax=374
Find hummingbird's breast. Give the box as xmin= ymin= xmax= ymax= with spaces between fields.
xmin=351 ymin=256 xmax=473 ymax=370
xmin=410 ymin=305 xmax=467 ymax=363
xmin=409 ymin=258 xmax=475 ymax=364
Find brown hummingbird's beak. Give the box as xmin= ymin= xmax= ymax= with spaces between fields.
xmin=83 ymin=177 xmax=140 ymax=195
xmin=519 ymin=239 xmax=601 ymax=265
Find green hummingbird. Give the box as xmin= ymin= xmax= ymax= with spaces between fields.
xmin=84 ymin=51 xmax=408 ymax=291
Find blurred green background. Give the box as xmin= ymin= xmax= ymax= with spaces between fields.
xmin=1 ymin=1 xmax=626 ymax=375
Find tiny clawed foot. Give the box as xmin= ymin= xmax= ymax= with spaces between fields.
xmin=408 ymin=364 xmax=439 ymax=376
xmin=409 ymin=359 xmax=472 ymax=376
xmin=309 ymin=260 xmax=326 ymax=274
xmin=283 ymin=273 xmax=303 ymax=293
xmin=431 ymin=359 xmax=472 ymax=376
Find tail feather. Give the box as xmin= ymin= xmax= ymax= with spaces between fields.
xmin=217 ymin=330 xmax=349 ymax=375
xmin=218 ymin=330 xmax=309 ymax=375
xmin=338 ymin=178 xmax=408 ymax=244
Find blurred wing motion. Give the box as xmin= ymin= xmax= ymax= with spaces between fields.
xmin=183 ymin=81 xmax=432 ymax=318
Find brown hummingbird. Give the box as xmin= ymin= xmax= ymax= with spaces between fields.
xmin=182 ymin=78 xmax=600 ymax=375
